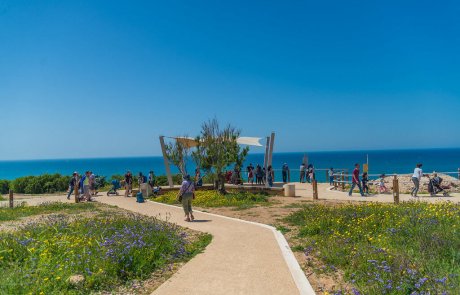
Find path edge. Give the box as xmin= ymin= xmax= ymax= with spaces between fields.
xmin=146 ymin=200 xmax=315 ymax=295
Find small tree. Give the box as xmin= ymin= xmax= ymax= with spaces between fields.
xmin=192 ymin=119 xmax=249 ymax=193
xmin=165 ymin=136 xmax=192 ymax=176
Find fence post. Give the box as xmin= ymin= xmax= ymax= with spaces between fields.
xmin=9 ymin=190 xmax=13 ymax=208
xmin=392 ymin=175 xmax=399 ymax=204
xmin=458 ymin=168 xmax=460 ymax=180
xmin=74 ymin=184 xmax=79 ymax=203
xmin=334 ymin=175 xmax=337 ymax=190
xmin=313 ymin=180 xmax=318 ymax=200
xmin=341 ymin=172 xmax=345 ymax=191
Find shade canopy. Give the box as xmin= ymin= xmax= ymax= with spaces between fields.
xmin=174 ymin=136 xmax=263 ymax=148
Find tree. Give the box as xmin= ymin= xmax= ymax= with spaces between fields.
xmin=165 ymin=136 xmax=192 ymax=176
xmin=192 ymin=119 xmax=249 ymax=193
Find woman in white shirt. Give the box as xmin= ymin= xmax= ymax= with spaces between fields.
xmin=411 ymin=163 xmax=425 ymax=197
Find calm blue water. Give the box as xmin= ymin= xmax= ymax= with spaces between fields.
xmin=1 ymin=149 xmax=459 ymax=182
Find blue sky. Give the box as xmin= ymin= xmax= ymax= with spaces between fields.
xmin=1 ymin=0 xmax=459 ymax=160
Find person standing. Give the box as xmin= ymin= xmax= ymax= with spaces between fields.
xmin=179 ymin=175 xmax=195 ymax=222
xmin=195 ymin=168 xmax=203 ymax=187
xmin=148 ymin=170 xmax=156 ymax=189
xmin=246 ymin=163 xmax=254 ymax=184
xmin=124 ymin=171 xmax=133 ymax=197
xmin=349 ymin=164 xmax=364 ymax=197
xmin=282 ymin=163 xmax=290 ymax=183
xmin=329 ymin=168 xmax=335 ymax=186
xmin=67 ymin=172 xmax=78 ymax=200
xmin=89 ymin=171 xmax=96 ymax=196
xmin=299 ymin=163 xmax=306 ymax=183
xmin=83 ymin=171 xmax=92 ymax=201
xmin=362 ymin=172 xmax=369 ymax=195
xmin=411 ymin=163 xmax=426 ymax=197
xmin=267 ymin=165 xmax=275 ymax=187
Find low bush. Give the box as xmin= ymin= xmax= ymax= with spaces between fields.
xmin=152 ymin=190 xmax=269 ymax=208
xmin=0 ymin=180 xmax=10 ymax=194
xmin=11 ymin=174 xmax=70 ymax=194
xmin=286 ymin=202 xmax=460 ymax=294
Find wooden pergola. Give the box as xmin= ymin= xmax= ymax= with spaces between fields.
xmin=159 ymin=132 xmax=276 ymax=187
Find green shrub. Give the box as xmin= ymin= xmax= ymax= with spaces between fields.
xmin=11 ymin=174 xmax=70 ymax=194
xmin=0 ymin=180 xmax=10 ymax=194
xmin=152 ymin=190 xmax=269 ymax=208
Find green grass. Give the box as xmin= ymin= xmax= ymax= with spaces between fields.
xmin=151 ymin=190 xmax=270 ymax=208
xmin=0 ymin=202 xmax=98 ymax=223
xmin=285 ymin=201 xmax=460 ymax=294
xmin=0 ymin=203 xmax=211 ymax=294
xmin=0 ymin=194 xmax=4 ymax=201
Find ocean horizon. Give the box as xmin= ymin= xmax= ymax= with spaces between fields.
xmin=1 ymin=148 xmax=459 ymax=182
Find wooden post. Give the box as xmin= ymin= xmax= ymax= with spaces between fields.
xmin=159 ymin=136 xmax=174 ymax=188
xmin=334 ymin=175 xmax=338 ymax=190
xmin=341 ymin=172 xmax=345 ymax=191
xmin=74 ymin=184 xmax=79 ymax=203
xmin=312 ymin=180 xmax=318 ymax=200
xmin=392 ymin=175 xmax=399 ymax=204
xmin=9 ymin=190 xmax=13 ymax=208
xmin=458 ymin=168 xmax=460 ymax=180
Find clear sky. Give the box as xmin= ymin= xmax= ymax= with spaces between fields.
xmin=1 ymin=0 xmax=459 ymax=160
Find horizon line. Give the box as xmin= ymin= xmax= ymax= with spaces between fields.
xmin=1 ymin=147 xmax=459 ymax=162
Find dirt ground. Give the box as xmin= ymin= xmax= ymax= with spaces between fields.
xmin=194 ymin=196 xmax=354 ymax=294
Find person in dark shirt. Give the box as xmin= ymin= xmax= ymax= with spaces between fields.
xmin=349 ymin=163 xmax=364 ymax=197
xmin=362 ymin=172 xmax=369 ymax=195
xmin=124 ymin=171 xmax=133 ymax=197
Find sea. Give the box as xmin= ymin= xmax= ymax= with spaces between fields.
xmin=1 ymin=149 xmax=459 ymax=182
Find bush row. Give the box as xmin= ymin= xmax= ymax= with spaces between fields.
xmin=0 ymin=173 xmax=202 ymax=195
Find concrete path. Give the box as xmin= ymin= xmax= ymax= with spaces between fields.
xmin=294 ymin=182 xmax=460 ymax=203
xmin=13 ymin=193 xmax=313 ymax=295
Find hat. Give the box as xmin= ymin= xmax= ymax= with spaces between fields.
xmin=184 ymin=174 xmax=191 ymax=181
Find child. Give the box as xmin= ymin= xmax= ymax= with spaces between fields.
xmin=379 ymin=174 xmax=387 ymax=193
xmin=362 ymin=172 xmax=369 ymax=195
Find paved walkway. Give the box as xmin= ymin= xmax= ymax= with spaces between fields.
xmin=16 ymin=193 xmax=314 ymax=295
xmin=294 ymin=182 xmax=460 ymax=203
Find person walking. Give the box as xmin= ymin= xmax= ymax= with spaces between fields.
xmin=179 ymin=175 xmax=195 ymax=222
xmin=329 ymin=168 xmax=335 ymax=186
xmin=411 ymin=163 xmax=426 ymax=197
xmin=67 ymin=172 xmax=78 ymax=200
xmin=124 ymin=171 xmax=133 ymax=197
xmin=282 ymin=163 xmax=290 ymax=183
xmin=299 ymin=163 xmax=306 ymax=183
xmin=349 ymin=164 xmax=364 ymax=197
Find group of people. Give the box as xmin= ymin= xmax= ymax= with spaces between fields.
xmin=123 ymin=170 xmax=157 ymax=197
xmin=300 ymin=163 xmax=315 ymax=183
xmin=347 ymin=164 xmax=389 ymax=196
xmin=67 ymin=171 xmax=97 ymax=201
xmin=245 ymin=163 xmax=275 ymax=187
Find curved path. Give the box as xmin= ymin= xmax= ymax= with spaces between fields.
xmin=96 ymin=195 xmax=314 ymax=295
xmin=12 ymin=193 xmax=313 ymax=294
